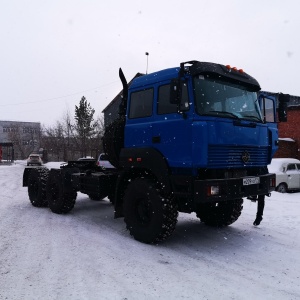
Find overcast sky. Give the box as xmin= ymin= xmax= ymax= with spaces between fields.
xmin=1 ymin=0 xmax=299 ymax=126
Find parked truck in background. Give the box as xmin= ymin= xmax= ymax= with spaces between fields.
xmin=23 ymin=60 xmax=289 ymax=243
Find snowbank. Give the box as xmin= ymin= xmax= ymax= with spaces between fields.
xmin=1 ymin=162 xmax=299 ymax=299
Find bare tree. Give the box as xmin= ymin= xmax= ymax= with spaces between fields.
xmin=40 ymin=107 xmax=105 ymax=162
xmin=88 ymin=114 xmax=105 ymax=158
xmin=41 ymin=121 xmax=66 ymax=161
xmin=95 ymin=114 xmax=105 ymax=137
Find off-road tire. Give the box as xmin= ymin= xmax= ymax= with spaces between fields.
xmin=276 ymin=183 xmax=287 ymax=193
xmin=123 ymin=178 xmax=178 ymax=244
xmin=196 ymin=199 xmax=243 ymax=227
xmin=28 ymin=167 xmax=49 ymax=207
xmin=46 ymin=170 xmax=77 ymax=214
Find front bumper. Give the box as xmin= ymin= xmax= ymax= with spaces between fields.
xmin=194 ymin=173 xmax=276 ymax=203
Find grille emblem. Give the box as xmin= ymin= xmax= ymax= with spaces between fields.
xmin=241 ymin=151 xmax=250 ymax=163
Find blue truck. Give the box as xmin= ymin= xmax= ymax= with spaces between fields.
xmin=23 ymin=60 xmax=289 ymax=243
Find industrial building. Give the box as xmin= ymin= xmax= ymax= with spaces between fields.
xmin=0 ymin=120 xmax=41 ymax=161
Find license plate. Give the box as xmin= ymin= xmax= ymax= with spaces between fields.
xmin=243 ymin=177 xmax=260 ymax=186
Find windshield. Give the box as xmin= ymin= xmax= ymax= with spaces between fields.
xmin=193 ymin=75 xmax=263 ymax=122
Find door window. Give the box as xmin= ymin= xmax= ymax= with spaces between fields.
xmin=157 ymin=82 xmax=189 ymax=115
xmin=129 ymin=89 xmax=153 ymax=119
xmin=158 ymin=85 xmax=177 ymax=114
xmin=287 ymin=164 xmax=296 ymax=171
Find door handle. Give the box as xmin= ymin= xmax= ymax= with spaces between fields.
xmin=152 ymin=136 xmax=161 ymax=143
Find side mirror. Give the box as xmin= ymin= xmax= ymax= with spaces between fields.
xmin=170 ymin=78 xmax=181 ymax=104
xmin=278 ymin=93 xmax=290 ymax=122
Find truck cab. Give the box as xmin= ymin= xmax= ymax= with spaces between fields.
xmin=118 ymin=62 xmax=281 ymax=210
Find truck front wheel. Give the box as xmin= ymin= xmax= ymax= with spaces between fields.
xmin=123 ymin=178 xmax=178 ymax=243
xmin=28 ymin=167 xmax=49 ymax=207
xmin=196 ymin=199 xmax=243 ymax=227
xmin=46 ymin=170 xmax=77 ymax=214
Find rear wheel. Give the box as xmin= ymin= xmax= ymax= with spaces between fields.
xmin=46 ymin=170 xmax=77 ymax=214
xmin=276 ymin=183 xmax=287 ymax=193
xmin=196 ymin=199 xmax=243 ymax=227
xmin=28 ymin=167 xmax=49 ymax=207
xmin=123 ymin=178 xmax=178 ymax=243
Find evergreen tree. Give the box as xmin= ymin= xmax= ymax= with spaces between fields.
xmin=74 ymin=96 xmax=97 ymax=157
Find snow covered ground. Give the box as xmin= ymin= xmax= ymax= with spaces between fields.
xmin=1 ymin=162 xmax=299 ymax=300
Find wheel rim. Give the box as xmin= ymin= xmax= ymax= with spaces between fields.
xmin=278 ymin=184 xmax=286 ymax=193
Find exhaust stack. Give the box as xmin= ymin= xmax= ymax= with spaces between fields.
xmin=118 ymin=68 xmax=128 ymax=116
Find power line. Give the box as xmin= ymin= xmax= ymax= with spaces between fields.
xmin=0 ymin=80 xmax=119 ymax=107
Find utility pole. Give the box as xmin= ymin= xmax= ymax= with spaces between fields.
xmin=145 ymin=52 xmax=149 ymax=74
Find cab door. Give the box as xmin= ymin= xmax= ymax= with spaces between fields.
xmin=151 ymin=81 xmax=192 ymax=170
xmin=125 ymin=88 xmax=154 ymax=148
xmin=258 ymin=93 xmax=278 ymax=158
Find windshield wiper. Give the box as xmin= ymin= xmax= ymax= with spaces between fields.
xmin=242 ymin=115 xmax=263 ymax=122
xmin=205 ymin=110 xmax=241 ymax=119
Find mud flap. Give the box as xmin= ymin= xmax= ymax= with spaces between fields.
xmin=253 ymin=195 xmax=265 ymax=226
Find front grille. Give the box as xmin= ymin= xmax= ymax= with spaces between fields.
xmin=208 ymin=145 xmax=269 ymax=168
